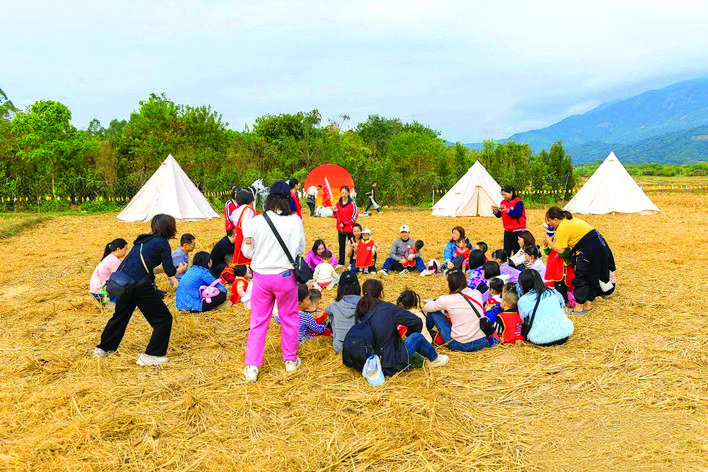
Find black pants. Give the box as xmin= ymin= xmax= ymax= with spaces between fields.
xmin=536 ymin=337 xmax=569 ymax=347
xmin=201 ymin=291 xmax=227 ymax=312
xmin=503 ymin=231 xmax=521 ymax=257
xmin=338 ymin=231 xmax=352 ymax=266
xmin=365 ymin=199 xmax=380 ymax=212
xmin=98 ymin=283 xmax=173 ymax=356
xmin=306 ymin=200 xmax=315 ymax=216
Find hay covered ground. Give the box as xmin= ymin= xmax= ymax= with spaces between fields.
xmin=0 ymin=193 xmax=706 ymax=471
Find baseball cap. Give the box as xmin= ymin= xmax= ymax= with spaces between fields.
xmin=339 ymin=270 xmax=359 ymax=286
xmin=270 ymin=181 xmax=291 ymax=198
xmin=362 ymin=228 xmax=372 ymax=234
xmin=399 ymin=225 xmax=410 ymax=232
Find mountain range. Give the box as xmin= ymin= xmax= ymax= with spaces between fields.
xmin=462 ymin=76 xmax=708 ymax=164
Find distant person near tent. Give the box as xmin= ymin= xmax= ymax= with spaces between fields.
xmin=364 ymin=181 xmax=381 ymax=214
xmin=224 ymin=186 xmax=239 ymax=231
xmin=306 ymin=184 xmax=321 ymax=216
xmin=492 ymin=185 xmax=527 ymax=256
xmin=333 ymin=186 xmax=358 ymax=268
xmin=543 ymin=207 xmax=616 ymax=315
xmin=230 ymin=188 xmax=257 ymax=267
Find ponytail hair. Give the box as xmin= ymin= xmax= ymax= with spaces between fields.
xmin=524 ymin=245 xmax=542 ymax=259
xmin=101 ymin=238 xmax=127 ymax=261
xmin=230 ymin=186 xmax=238 ymax=201
xmin=396 ymin=290 xmax=421 ymax=311
xmin=501 ymin=185 xmax=517 ymax=199
xmin=546 ymin=206 xmax=573 ymax=221
xmin=356 ymin=279 xmax=383 ymax=320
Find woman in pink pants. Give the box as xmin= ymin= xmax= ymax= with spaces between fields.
xmin=242 ymin=181 xmax=306 ymax=382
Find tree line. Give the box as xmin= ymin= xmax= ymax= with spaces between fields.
xmin=0 ymin=90 xmax=576 ymax=208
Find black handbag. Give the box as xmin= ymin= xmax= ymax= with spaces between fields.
xmin=262 ymin=213 xmax=313 ymax=283
xmin=460 ymin=293 xmax=495 ymax=337
xmin=105 ymin=244 xmax=149 ymax=301
xmin=520 ymin=291 xmax=543 ymax=338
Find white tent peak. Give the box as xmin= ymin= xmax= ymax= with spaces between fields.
xmin=432 ymin=161 xmax=501 ymax=217
xmin=117 ymin=154 xmax=219 ymax=222
xmin=564 ymin=151 xmax=659 ymax=215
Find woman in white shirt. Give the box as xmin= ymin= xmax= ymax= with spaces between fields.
xmin=524 ymin=245 xmax=546 ymax=279
xmin=242 ymin=182 xmax=306 ymax=382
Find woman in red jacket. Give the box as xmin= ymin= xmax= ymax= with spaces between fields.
xmin=333 ymin=186 xmax=358 ymax=268
xmin=492 ymin=185 xmax=527 ymax=256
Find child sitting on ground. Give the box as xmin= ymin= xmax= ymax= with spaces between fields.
xmin=171 ymin=233 xmax=196 ymax=283
xmin=307 ymin=288 xmax=327 ymax=325
xmin=396 ymin=290 xmax=432 ymax=344
xmin=90 ymin=238 xmax=129 ymax=306
xmin=490 ymin=290 xmax=524 ymax=344
xmin=355 ymin=228 xmax=377 ymax=274
xmin=274 ymin=284 xmax=330 ymax=343
xmin=525 ymin=246 xmax=547 ymax=279
xmin=400 ymin=240 xmax=424 ymax=274
xmin=451 ymin=237 xmax=472 ymax=271
xmin=476 ymin=241 xmax=489 ymax=262
xmin=484 ymin=277 xmax=504 ymax=310
xmin=228 ymin=265 xmax=250 ymax=305
xmin=312 ymin=250 xmax=339 ymax=289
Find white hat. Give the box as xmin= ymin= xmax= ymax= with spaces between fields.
xmin=399 ymin=225 xmax=410 ymax=232
xmin=362 ymin=228 xmax=372 ymax=234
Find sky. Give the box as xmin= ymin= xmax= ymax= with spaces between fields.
xmin=3 ymin=0 xmax=708 ymax=142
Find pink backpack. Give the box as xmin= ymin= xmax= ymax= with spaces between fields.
xmin=199 ymin=279 xmax=223 ymax=304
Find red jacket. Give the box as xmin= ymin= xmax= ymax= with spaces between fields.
xmin=496 ymin=197 xmax=526 ymax=232
xmin=334 ymin=198 xmax=358 ymax=233
xmin=291 ymin=191 xmax=303 ymax=219
xmin=224 ymin=200 xmax=237 ymax=232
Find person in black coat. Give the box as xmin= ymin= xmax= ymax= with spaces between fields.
xmin=354 ymin=279 xmax=449 ymax=376
xmin=210 ymin=228 xmax=236 ymax=277
xmin=94 ymin=214 xmax=187 ymax=366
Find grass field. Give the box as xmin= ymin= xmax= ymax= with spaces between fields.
xmin=1 ymin=192 xmax=707 ymax=471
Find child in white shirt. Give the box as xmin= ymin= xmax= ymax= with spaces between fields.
xmin=312 ymin=250 xmax=339 ymax=290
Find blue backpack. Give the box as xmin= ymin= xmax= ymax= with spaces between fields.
xmin=342 ymin=310 xmax=377 ymax=372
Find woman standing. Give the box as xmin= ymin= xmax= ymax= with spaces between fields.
xmin=288 ymin=178 xmax=303 ymax=219
xmin=230 ymin=188 xmax=257 ymax=266
xmin=94 ymin=214 xmax=187 ymax=366
xmin=492 ymin=185 xmax=527 ymax=256
xmin=333 ymin=185 xmax=358 ymax=268
xmin=242 ymin=182 xmax=306 ymax=382
xmin=543 ymin=207 xmax=616 ymax=315
xmin=224 ymin=186 xmax=239 ymax=232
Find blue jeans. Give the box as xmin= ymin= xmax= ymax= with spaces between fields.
xmin=426 ymin=311 xmax=487 ymax=352
xmin=382 ymin=257 xmax=426 ymax=272
xmin=404 ymin=332 xmax=438 ymax=361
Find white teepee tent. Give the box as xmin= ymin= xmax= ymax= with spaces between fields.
xmin=564 ymin=152 xmax=659 ymax=215
xmin=432 ymin=161 xmax=502 ymax=217
xmin=117 ymin=154 xmax=219 ymax=222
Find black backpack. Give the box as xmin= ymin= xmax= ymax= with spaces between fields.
xmin=342 ymin=310 xmax=377 ymax=372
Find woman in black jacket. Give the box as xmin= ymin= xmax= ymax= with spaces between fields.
xmin=94 ymin=214 xmax=186 ymax=366
xmin=355 ymin=279 xmax=449 ymax=376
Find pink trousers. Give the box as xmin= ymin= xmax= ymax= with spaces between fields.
xmin=245 ymin=270 xmax=299 ymax=366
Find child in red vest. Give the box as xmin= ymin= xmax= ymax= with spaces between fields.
xmin=490 ymin=290 xmax=524 ymax=344
xmin=355 ymin=228 xmax=377 ymax=274
xmin=228 ymin=265 xmax=250 ymax=306
xmin=401 ymin=240 xmax=424 ymax=273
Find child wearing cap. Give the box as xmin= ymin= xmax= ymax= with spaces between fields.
xmin=355 ymin=228 xmax=378 ymax=274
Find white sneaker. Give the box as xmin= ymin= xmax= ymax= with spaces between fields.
xmin=428 ymin=354 xmax=449 ymax=367
xmin=400 ymin=269 xmax=409 ymax=275
xmin=285 ymin=357 xmax=301 ymax=372
xmin=243 ymin=365 xmax=259 ymax=382
xmin=136 ymin=353 xmax=168 ymax=366
xmin=93 ymin=347 xmax=110 ymax=358
xmin=420 ymin=269 xmax=432 ymax=277
xmin=379 ymin=270 xmax=388 ymax=276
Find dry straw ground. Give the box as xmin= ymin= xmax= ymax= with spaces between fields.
xmin=1 ymin=192 xmax=707 ymax=471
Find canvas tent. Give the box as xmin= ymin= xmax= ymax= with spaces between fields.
xmin=304 ymin=164 xmax=355 ymax=205
xmin=117 ymin=154 xmax=219 ymax=222
xmin=432 ymin=161 xmax=502 ymax=217
xmin=564 ymin=152 xmax=659 ymax=215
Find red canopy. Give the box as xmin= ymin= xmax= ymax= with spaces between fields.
xmin=304 ymin=164 xmax=355 ymax=206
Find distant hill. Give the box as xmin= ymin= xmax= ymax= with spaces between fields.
xmin=566 ymin=125 xmax=708 ymax=164
xmin=455 ymin=76 xmax=708 ymax=164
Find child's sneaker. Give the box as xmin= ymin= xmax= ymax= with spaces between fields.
xmin=419 ymin=269 xmax=432 ymax=277
xmin=400 ymin=269 xmax=409 ymax=275
xmin=428 ymin=354 xmax=449 ymax=367
xmin=243 ymin=365 xmax=259 ymax=382
xmin=285 ymin=357 xmax=301 ymax=372
xmin=363 ymin=268 xmax=369 ymax=274
xmin=93 ymin=347 xmax=110 ymax=358
xmin=379 ymin=270 xmax=388 ymax=276
xmin=136 ymin=353 xmax=168 ymax=366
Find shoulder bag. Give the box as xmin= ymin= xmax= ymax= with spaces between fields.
xmin=520 ymin=291 xmax=543 ymax=338
xmin=460 ymin=293 xmax=495 ymax=337
xmin=105 ymin=244 xmax=149 ymax=301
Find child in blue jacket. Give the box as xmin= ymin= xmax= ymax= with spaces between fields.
xmin=176 ymin=251 xmax=227 ymax=312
